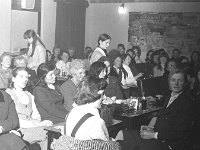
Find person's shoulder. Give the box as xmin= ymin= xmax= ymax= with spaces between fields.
xmin=0 ymin=90 xmax=12 ymax=103
xmin=36 ymin=43 xmax=46 ymax=51
xmin=33 ymin=86 xmax=46 ymax=92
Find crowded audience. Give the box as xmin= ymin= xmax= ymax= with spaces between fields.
xmin=0 ymin=29 xmax=199 ymax=150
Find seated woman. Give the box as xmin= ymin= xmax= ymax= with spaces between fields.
xmin=89 ymin=60 xmax=122 ymax=127
xmin=98 ymin=57 xmax=123 ymax=99
xmin=153 ymin=52 xmax=169 ymax=77
xmin=122 ymin=54 xmax=143 ymax=98
xmin=33 ymin=63 xmax=68 ymax=124
xmin=6 ymin=67 xmax=52 ymax=150
xmin=13 ymin=55 xmax=37 ymax=93
xmin=56 ymin=51 xmax=70 ymax=77
xmin=60 ymin=59 xmax=85 ymax=111
xmin=116 ymin=69 xmax=194 ymax=150
xmin=50 ymin=46 xmax=61 ymax=65
xmin=0 ymin=90 xmax=28 ymax=150
xmin=65 ymin=76 xmax=109 ymax=140
xmin=0 ymin=52 xmax=12 ymax=89
xmin=132 ymin=46 xmax=143 ymax=64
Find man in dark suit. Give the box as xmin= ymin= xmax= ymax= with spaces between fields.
xmin=117 ymin=70 xmax=194 ymax=150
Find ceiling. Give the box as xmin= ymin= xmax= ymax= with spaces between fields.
xmin=89 ymin=0 xmax=200 ymax=3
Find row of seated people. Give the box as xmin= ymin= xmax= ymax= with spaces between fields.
xmin=52 ymin=70 xmax=195 ymax=150
xmin=0 ymin=67 xmax=198 ymax=150
xmin=0 ymin=49 xmax=200 ymax=149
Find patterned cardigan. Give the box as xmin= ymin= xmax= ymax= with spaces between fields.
xmin=51 ymin=135 xmax=121 ymax=150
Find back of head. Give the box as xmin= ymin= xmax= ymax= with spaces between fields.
xmin=74 ymin=76 xmax=107 ymax=106
xmin=89 ymin=61 xmax=106 ymax=77
xmin=69 ymin=59 xmax=85 ymax=76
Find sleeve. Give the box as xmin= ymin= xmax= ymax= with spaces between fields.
xmin=0 ymin=73 xmax=6 ymax=89
xmin=30 ymin=94 xmax=41 ymax=121
xmin=33 ymin=87 xmax=67 ymax=119
xmin=0 ymin=93 xmax=19 ymax=133
xmin=157 ymin=100 xmax=192 ymax=141
xmin=60 ymin=82 xmax=74 ymax=111
xmin=89 ymin=51 xmax=103 ymax=64
xmin=88 ymin=117 xmax=109 ymax=141
xmin=28 ymin=45 xmax=46 ymax=70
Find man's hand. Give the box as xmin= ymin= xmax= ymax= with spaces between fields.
xmin=140 ymin=130 xmax=157 ymax=139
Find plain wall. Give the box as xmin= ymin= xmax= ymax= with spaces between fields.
xmin=0 ymin=0 xmax=56 ymax=55
xmin=10 ymin=10 xmax=38 ymax=52
xmin=85 ymin=2 xmax=200 ymax=59
xmin=0 ymin=0 xmax=11 ymax=55
xmin=41 ymin=0 xmax=57 ymax=52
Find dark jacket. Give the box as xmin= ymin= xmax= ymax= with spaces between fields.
xmin=0 ymin=90 xmax=27 ymax=150
xmin=154 ymin=90 xmax=193 ymax=149
xmin=105 ymin=76 xmax=123 ymax=99
xmin=33 ymin=86 xmax=68 ymax=124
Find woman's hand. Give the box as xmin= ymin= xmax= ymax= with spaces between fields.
xmin=135 ymin=72 xmax=144 ymax=80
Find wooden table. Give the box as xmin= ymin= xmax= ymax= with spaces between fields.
xmin=113 ymin=106 xmax=162 ymax=129
xmin=44 ymin=119 xmax=123 ymax=150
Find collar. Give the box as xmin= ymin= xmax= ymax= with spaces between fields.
xmin=96 ymin=47 xmax=106 ymax=56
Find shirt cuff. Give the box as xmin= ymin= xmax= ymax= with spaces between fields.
xmin=154 ymin=132 xmax=158 ymax=139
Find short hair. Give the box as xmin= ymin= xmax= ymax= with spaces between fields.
xmin=89 ymin=61 xmax=106 ymax=77
xmin=97 ymin=33 xmax=111 ymax=45
xmin=132 ymin=46 xmax=141 ymax=57
xmin=61 ymin=51 xmax=69 ymax=57
xmin=0 ymin=52 xmax=11 ymax=63
xmin=117 ymin=44 xmax=125 ymax=50
xmin=74 ymin=76 xmax=107 ymax=106
xmin=122 ymin=54 xmax=132 ymax=62
xmin=69 ymin=59 xmax=85 ymax=76
xmin=13 ymin=55 xmax=27 ymax=67
xmin=169 ymin=69 xmax=188 ymax=88
xmin=172 ymin=48 xmax=180 ymax=54
xmin=20 ymin=48 xmax=28 ymax=55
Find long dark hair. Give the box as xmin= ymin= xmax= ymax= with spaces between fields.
xmin=89 ymin=61 xmax=106 ymax=78
xmin=23 ymin=29 xmax=46 ymax=57
xmin=35 ymin=63 xmax=55 ymax=88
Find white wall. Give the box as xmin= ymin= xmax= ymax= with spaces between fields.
xmin=85 ymin=2 xmax=200 ymax=52
xmin=11 ymin=10 xmax=38 ymax=52
xmin=41 ymin=0 xmax=57 ymax=52
xmin=0 ymin=0 xmax=11 ymax=55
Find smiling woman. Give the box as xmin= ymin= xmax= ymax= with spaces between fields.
xmin=6 ymin=67 xmax=53 ymax=150
xmin=0 ymin=52 xmax=12 ymax=89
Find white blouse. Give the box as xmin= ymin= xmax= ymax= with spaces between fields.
xmin=6 ymin=88 xmax=41 ymax=128
xmin=65 ymin=104 xmax=109 ymax=141
xmin=122 ymin=64 xmax=137 ymax=85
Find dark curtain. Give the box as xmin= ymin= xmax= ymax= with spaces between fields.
xmin=55 ymin=0 xmax=89 ymax=58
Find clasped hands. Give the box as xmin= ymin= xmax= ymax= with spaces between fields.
xmin=140 ymin=125 xmax=157 ymax=139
